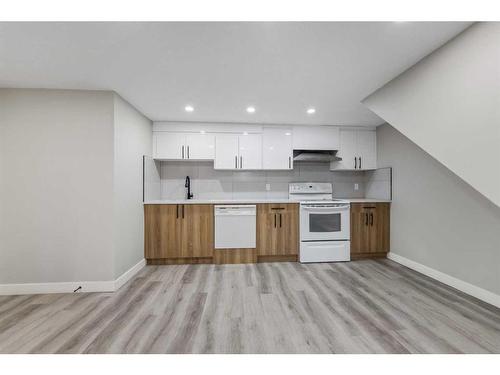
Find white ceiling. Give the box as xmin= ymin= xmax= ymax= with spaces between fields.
xmin=0 ymin=22 xmax=471 ymax=126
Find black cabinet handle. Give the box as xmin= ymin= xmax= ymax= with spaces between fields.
xmin=359 ymin=157 xmax=362 ymax=169
xmin=182 ymin=205 xmax=185 ymax=219
xmin=288 ymin=156 xmax=291 ymax=169
xmin=176 ymin=205 xmax=179 ymax=219
xmin=182 ymin=146 xmax=185 ymax=159
xmin=235 ymin=156 xmax=238 ymax=169
xmin=370 ymin=213 xmax=373 ymax=226
xmin=355 ymin=157 xmax=357 ymax=169
xmin=240 ymin=156 xmax=243 ymax=169
xmin=187 ymin=146 xmax=190 ymax=159
xmin=365 ymin=212 xmax=368 ymax=226
xmin=279 ymin=213 xmax=282 ymax=228
xmin=274 ymin=213 xmax=277 ymax=228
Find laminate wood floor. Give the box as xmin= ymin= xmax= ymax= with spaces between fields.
xmin=1 ymin=259 xmax=499 ymax=354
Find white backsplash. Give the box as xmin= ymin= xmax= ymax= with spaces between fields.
xmin=365 ymin=167 xmax=392 ymax=200
xmin=159 ymin=161 xmax=367 ymax=200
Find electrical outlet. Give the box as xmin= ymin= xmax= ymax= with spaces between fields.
xmin=354 ymin=183 xmax=359 ymax=191
xmin=265 ymin=183 xmax=271 ymax=191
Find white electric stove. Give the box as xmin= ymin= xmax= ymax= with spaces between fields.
xmin=289 ymin=182 xmax=351 ymax=263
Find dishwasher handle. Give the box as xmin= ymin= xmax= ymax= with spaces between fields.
xmin=214 ymin=205 xmax=256 ymax=216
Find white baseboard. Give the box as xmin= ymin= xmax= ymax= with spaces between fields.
xmin=387 ymin=252 xmax=500 ymax=309
xmin=0 ymin=280 xmax=116 ymax=296
xmin=0 ymin=258 xmax=146 ymax=296
xmin=115 ymin=258 xmax=146 ymax=291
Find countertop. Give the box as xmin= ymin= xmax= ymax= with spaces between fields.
xmin=144 ymin=198 xmax=391 ymax=204
xmin=344 ymin=198 xmax=392 ymax=203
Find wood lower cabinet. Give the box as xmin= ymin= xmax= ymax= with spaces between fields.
xmin=144 ymin=204 xmax=213 ymax=261
xmin=257 ymin=203 xmax=299 ymax=260
xmin=144 ymin=204 xmax=181 ymax=259
xmin=351 ymin=205 xmax=370 ymax=256
xmin=145 ymin=202 xmax=390 ymax=264
xmin=350 ymin=203 xmax=390 ymax=259
xmin=181 ymin=204 xmax=214 ymax=257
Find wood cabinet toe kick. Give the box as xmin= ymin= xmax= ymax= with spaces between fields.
xmin=144 ymin=202 xmax=390 ymax=264
xmin=214 ymin=248 xmax=257 ymax=264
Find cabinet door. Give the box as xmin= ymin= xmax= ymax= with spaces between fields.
xmin=257 ymin=205 xmax=279 ymax=256
xmin=154 ymin=133 xmax=186 ymax=160
xmin=262 ymin=128 xmax=293 ymax=170
xmin=214 ymin=134 xmax=239 ymax=169
xmin=239 ymin=134 xmax=262 ymax=170
xmin=368 ymin=203 xmax=390 ymax=253
xmin=350 ymin=204 xmax=370 ymax=254
xmin=332 ymin=129 xmax=357 ymax=170
xmin=275 ymin=205 xmax=299 ymax=255
xmin=257 ymin=204 xmax=298 ymax=256
xmin=144 ymin=204 xmax=183 ymax=259
xmin=185 ymin=133 xmax=215 ymax=160
xmin=357 ymin=130 xmax=377 ymax=170
xmin=181 ymin=204 xmax=214 ymax=258
xmin=292 ymin=126 xmax=339 ymax=150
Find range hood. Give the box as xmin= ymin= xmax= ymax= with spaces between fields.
xmin=293 ymin=150 xmax=342 ymax=163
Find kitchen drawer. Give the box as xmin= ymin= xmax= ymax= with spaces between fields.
xmin=257 ymin=203 xmax=298 ymax=214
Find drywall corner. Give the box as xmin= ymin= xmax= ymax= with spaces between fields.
xmin=112 ymin=93 xmax=152 ymax=278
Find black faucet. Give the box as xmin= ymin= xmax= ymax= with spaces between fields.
xmin=185 ymin=176 xmax=193 ymax=200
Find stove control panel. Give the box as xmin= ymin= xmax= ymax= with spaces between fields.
xmin=289 ymin=182 xmax=333 ymax=194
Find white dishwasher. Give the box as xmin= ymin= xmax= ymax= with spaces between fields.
xmin=214 ymin=205 xmax=256 ymax=249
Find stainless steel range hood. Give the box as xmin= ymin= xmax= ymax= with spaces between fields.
xmin=293 ymin=150 xmax=342 ymax=163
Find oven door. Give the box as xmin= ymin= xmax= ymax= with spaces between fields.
xmin=300 ymin=203 xmax=350 ymax=241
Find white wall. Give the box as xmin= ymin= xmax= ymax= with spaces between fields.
xmin=0 ymin=89 xmax=115 ymax=284
xmin=143 ymin=156 xmax=161 ymax=201
xmin=378 ymin=124 xmax=500 ymax=296
xmin=113 ymin=94 xmax=152 ymax=278
xmin=363 ymin=23 xmax=500 ymax=207
xmin=157 ymin=162 xmax=368 ymax=200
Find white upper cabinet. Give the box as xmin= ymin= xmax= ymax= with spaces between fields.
xmin=356 ymin=130 xmax=377 ymax=170
xmin=185 ymin=133 xmax=215 ymax=160
xmin=214 ymin=133 xmax=262 ymax=170
xmin=331 ymin=129 xmax=377 ymax=170
xmin=154 ymin=132 xmax=215 ymax=160
xmin=152 ymin=124 xmax=372 ymax=170
xmin=292 ymin=126 xmax=339 ymax=150
xmin=154 ymin=132 xmax=185 ymax=160
xmin=239 ymin=134 xmax=262 ymax=170
xmin=335 ymin=130 xmax=357 ymax=170
xmin=262 ymin=128 xmax=293 ymax=170
xmin=214 ymin=134 xmax=239 ymax=169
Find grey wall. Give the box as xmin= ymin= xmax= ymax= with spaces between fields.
xmin=158 ymin=162 xmax=367 ymax=200
xmin=113 ymin=94 xmax=152 ymax=278
xmin=0 ymin=89 xmax=115 ymax=283
xmin=364 ymin=22 xmax=500 ymax=207
xmin=377 ymin=124 xmax=500 ymax=295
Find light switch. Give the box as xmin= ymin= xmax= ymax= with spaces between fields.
xmin=354 ymin=183 xmax=359 ymax=191
xmin=265 ymin=183 xmax=271 ymax=191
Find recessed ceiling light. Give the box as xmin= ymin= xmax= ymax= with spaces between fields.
xmin=184 ymin=105 xmax=194 ymax=112
xmin=246 ymin=106 xmax=256 ymax=113
xmin=307 ymin=108 xmax=316 ymax=114
xmin=285 ymin=132 xmax=291 ymax=136
xmin=243 ymin=131 xmax=249 ymax=136
xmin=200 ymin=130 xmax=206 ymax=134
